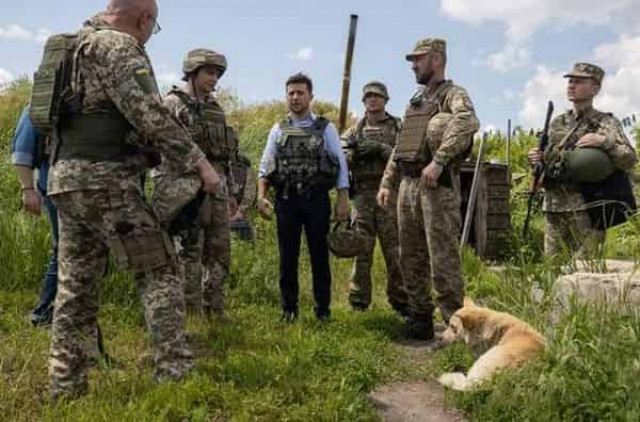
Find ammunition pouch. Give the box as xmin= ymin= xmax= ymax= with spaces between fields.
xmin=111 ymin=225 xmax=176 ymax=274
xmin=55 ymin=112 xmax=133 ymax=162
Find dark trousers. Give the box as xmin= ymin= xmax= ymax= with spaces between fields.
xmin=31 ymin=186 xmax=59 ymax=325
xmin=275 ymin=191 xmax=332 ymax=317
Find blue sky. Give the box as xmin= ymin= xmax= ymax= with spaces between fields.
xmin=1 ymin=0 xmax=639 ymax=134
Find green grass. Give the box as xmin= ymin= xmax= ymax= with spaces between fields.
xmin=2 ymin=81 xmax=640 ymax=421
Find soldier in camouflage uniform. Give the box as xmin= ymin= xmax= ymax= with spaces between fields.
xmin=229 ymin=136 xmax=257 ymax=242
xmin=377 ymin=39 xmax=479 ymax=340
xmin=342 ymin=81 xmax=408 ymax=315
xmin=153 ymin=48 xmax=234 ymax=318
xmin=529 ymin=63 xmax=637 ymax=256
xmin=43 ymin=0 xmax=221 ymax=399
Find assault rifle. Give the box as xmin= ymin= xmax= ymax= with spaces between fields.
xmin=522 ymin=101 xmax=554 ymax=239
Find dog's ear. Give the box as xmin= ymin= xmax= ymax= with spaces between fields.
xmin=463 ymin=297 xmax=477 ymax=308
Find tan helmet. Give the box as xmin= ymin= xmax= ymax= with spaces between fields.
xmin=328 ymin=220 xmax=374 ymax=258
xmin=182 ymin=48 xmax=227 ymax=79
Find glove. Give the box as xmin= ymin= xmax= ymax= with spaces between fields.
xmin=354 ymin=141 xmax=382 ymax=160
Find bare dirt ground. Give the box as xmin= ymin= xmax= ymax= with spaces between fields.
xmin=369 ymin=339 xmax=468 ymax=422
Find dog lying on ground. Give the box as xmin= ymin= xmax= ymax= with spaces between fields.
xmin=437 ymin=298 xmax=545 ymax=391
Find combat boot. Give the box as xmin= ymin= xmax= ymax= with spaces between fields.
xmin=407 ymin=314 xmax=435 ymax=341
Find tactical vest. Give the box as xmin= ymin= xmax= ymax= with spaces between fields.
xmin=267 ymin=117 xmax=338 ymax=194
xmin=170 ymin=89 xmax=233 ymax=164
xmin=350 ymin=116 xmax=400 ymax=184
xmin=394 ymin=81 xmax=454 ymax=164
xmin=31 ymin=26 xmax=135 ymax=163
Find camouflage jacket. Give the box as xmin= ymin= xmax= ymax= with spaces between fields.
xmin=230 ymin=158 xmax=256 ymax=213
xmin=48 ymin=15 xmax=204 ymax=195
xmin=342 ymin=112 xmax=400 ymax=189
xmin=380 ymin=80 xmax=479 ymax=190
xmin=156 ymin=87 xmax=234 ymax=178
xmin=543 ymin=104 xmax=637 ymax=212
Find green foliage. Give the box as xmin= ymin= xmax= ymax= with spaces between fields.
xmin=2 ymin=81 xmax=640 ymax=421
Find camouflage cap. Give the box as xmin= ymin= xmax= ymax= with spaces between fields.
xmin=182 ymin=48 xmax=227 ymax=77
xmin=563 ymin=62 xmax=605 ymax=85
xmin=362 ymin=81 xmax=389 ymax=101
xmin=405 ymin=38 xmax=446 ymax=61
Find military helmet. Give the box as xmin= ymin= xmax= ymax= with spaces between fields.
xmin=182 ymin=48 xmax=227 ymax=78
xmin=565 ymin=147 xmax=615 ymax=183
xmin=362 ymin=81 xmax=389 ymax=101
xmin=328 ymin=220 xmax=374 ymax=258
xmin=151 ymin=172 xmax=203 ymax=227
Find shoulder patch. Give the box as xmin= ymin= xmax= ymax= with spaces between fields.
xmin=133 ymin=63 xmax=157 ymax=95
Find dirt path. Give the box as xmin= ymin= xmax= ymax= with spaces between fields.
xmin=369 ymin=340 xmax=467 ymax=422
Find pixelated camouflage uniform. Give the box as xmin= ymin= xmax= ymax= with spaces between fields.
xmin=543 ymin=105 xmax=637 ymax=256
xmin=47 ymin=16 xmax=201 ymax=398
xmin=342 ymin=113 xmax=407 ymax=312
xmin=229 ymin=149 xmax=257 ymax=241
xmin=380 ymin=77 xmax=479 ymax=323
xmin=154 ymin=87 xmax=234 ymax=315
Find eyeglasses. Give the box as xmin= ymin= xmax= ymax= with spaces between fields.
xmin=152 ymin=17 xmax=161 ymax=35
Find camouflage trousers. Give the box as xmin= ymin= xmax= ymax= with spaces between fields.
xmin=50 ymin=188 xmax=192 ymax=398
xmin=545 ymin=211 xmax=605 ymax=257
xmin=349 ymin=189 xmax=407 ymax=312
xmin=397 ymin=175 xmax=464 ymax=323
xmin=175 ymin=186 xmax=230 ymax=316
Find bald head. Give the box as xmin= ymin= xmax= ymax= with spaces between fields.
xmin=106 ymin=0 xmax=156 ymax=14
xmin=103 ymin=0 xmax=158 ymax=44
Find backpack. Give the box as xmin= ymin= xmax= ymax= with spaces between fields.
xmin=29 ymin=33 xmax=81 ymax=136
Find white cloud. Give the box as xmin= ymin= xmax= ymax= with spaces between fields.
xmin=0 ymin=68 xmax=15 ymax=86
xmin=518 ymin=66 xmax=567 ymax=129
xmin=518 ymin=34 xmax=640 ymax=128
xmin=440 ymin=0 xmax=640 ymax=72
xmin=288 ymin=47 xmax=314 ymax=61
xmin=485 ymin=43 xmax=531 ymax=72
xmin=0 ymin=24 xmax=52 ymax=43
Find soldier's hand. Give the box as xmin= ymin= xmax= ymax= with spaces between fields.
xmin=195 ymin=158 xmax=222 ymax=194
xmin=228 ymin=196 xmax=239 ymax=216
xmin=22 ymin=188 xmax=42 ymax=216
xmin=377 ymin=188 xmax=391 ymax=208
xmin=420 ymin=161 xmax=443 ymax=189
xmin=577 ymin=133 xmax=606 ymax=148
xmin=528 ymin=148 xmax=542 ymax=166
xmin=334 ymin=192 xmax=350 ymax=222
xmin=257 ymin=197 xmax=274 ymax=220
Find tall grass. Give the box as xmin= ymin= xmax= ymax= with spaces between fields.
xmin=2 ymin=81 xmax=640 ymax=421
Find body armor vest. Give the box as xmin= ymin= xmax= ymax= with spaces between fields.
xmin=394 ymin=81 xmax=453 ymax=164
xmin=32 ymin=25 xmax=134 ymax=163
xmin=170 ymin=89 xmax=233 ymax=164
xmin=350 ymin=116 xmax=399 ymax=184
xmin=268 ymin=117 xmax=338 ymax=193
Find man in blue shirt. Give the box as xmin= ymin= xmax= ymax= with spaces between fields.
xmin=11 ymin=106 xmax=58 ymax=326
xmin=258 ymin=73 xmax=350 ymax=322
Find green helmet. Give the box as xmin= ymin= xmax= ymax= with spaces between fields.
xmin=328 ymin=221 xmax=374 ymax=258
xmin=362 ymin=81 xmax=389 ymax=101
xmin=182 ymin=48 xmax=227 ymax=78
xmin=565 ymin=147 xmax=615 ymax=183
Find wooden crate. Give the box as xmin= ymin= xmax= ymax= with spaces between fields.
xmin=460 ymin=162 xmax=511 ymax=259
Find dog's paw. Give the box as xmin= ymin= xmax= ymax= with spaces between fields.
xmin=438 ymin=372 xmax=467 ymax=389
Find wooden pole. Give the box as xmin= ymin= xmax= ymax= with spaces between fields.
xmin=338 ymin=14 xmax=358 ymax=134
xmin=461 ymin=133 xmax=488 ymax=252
